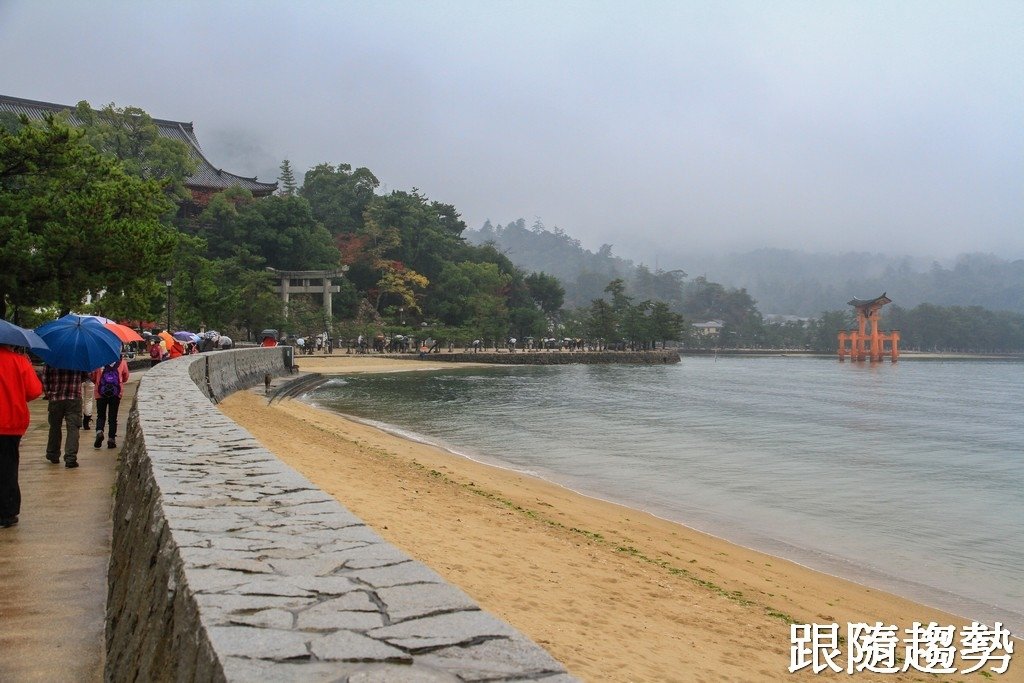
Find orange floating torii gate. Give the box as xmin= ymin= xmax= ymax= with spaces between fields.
xmin=837 ymin=293 xmax=900 ymax=362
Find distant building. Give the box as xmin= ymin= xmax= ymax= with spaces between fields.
xmin=692 ymin=320 xmax=725 ymax=337
xmin=0 ymin=94 xmax=277 ymax=208
xmin=763 ymin=314 xmax=811 ymax=325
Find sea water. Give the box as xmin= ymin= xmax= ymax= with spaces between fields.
xmin=304 ymin=356 xmax=1024 ymax=633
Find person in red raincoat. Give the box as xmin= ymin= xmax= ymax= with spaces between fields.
xmin=0 ymin=344 xmax=44 ymax=527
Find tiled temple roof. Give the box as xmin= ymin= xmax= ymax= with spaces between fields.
xmin=0 ymin=94 xmax=277 ymax=196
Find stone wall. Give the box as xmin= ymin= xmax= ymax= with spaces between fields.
xmin=106 ymin=348 xmax=573 ymax=682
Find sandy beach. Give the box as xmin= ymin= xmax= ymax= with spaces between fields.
xmin=220 ymin=355 xmax=1019 ymax=682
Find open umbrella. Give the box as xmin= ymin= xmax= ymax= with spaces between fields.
xmin=173 ymin=330 xmax=200 ymax=343
xmin=0 ymin=318 xmax=49 ymax=351
xmin=68 ymin=313 xmax=142 ymax=342
xmin=102 ymin=322 xmax=144 ymax=343
xmin=34 ymin=314 xmax=122 ymax=371
xmin=77 ymin=313 xmax=115 ymax=324
xmin=157 ymin=330 xmax=176 ymax=348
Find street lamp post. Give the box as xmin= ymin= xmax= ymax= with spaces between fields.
xmin=165 ymin=279 xmax=172 ymax=331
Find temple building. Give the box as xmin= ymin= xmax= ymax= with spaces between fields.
xmin=0 ymin=94 xmax=277 ymax=208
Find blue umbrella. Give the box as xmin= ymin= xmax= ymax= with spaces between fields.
xmin=0 ymin=318 xmax=49 ymax=351
xmin=34 ymin=314 xmax=122 ymax=371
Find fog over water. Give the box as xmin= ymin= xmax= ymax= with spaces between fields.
xmin=1 ymin=1 xmax=1021 ymax=261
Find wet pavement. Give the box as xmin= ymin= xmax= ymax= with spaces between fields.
xmin=0 ymin=375 xmax=137 ymax=682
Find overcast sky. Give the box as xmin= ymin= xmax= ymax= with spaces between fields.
xmin=2 ymin=1 xmax=1021 ymax=262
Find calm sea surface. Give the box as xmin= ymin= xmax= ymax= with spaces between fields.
xmin=304 ymin=356 xmax=1024 ymax=633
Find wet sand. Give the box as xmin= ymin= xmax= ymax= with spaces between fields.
xmin=220 ymin=355 xmax=1019 ymax=682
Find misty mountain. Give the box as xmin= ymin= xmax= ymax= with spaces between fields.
xmin=467 ymin=219 xmax=637 ymax=308
xmin=468 ymin=222 xmax=1024 ymax=317
xmin=677 ymin=249 xmax=1024 ymax=316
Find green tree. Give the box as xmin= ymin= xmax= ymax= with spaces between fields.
xmin=198 ymin=191 xmax=339 ymax=270
xmin=525 ymin=272 xmax=565 ymax=316
xmin=0 ymin=115 xmax=177 ymax=320
xmin=604 ymin=278 xmax=632 ymax=312
xmin=648 ymin=301 xmax=687 ymax=348
xmin=72 ymin=101 xmax=196 ymax=203
xmin=620 ymin=300 xmax=652 ymax=348
xmin=585 ymin=298 xmax=618 ymax=346
xmin=364 ymin=190 xmax=466 ymax=283
xmin=301 ymin=162 xmax=379 ymax=235
xmin=807 ymin=310 xmax=852 ymax=352
xmin=430 ymin=261 xmax=509 ymax=332
xmin=278 ymin=158 xmax=298 ymax=197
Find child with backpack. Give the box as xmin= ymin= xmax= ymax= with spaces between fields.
xmin=91 ymin=356 xmax=130 ymax=450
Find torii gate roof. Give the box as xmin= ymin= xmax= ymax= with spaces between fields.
xmin=847 ymin=293 xmax=892 ymax=308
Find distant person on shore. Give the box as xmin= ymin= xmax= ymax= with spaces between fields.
xmin=92 ymin=356 xmax=130 ymax=450
xmin=261 ymin=335 xmax=277 ymax=348
xmin=42 ymin=364 xmax=90 ymax=468
xmin=0 ymin=344 xmax=44 ymax=528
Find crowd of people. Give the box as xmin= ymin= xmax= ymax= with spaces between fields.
xmin=0 ymin=345 xmax=130 ymax=528
xmin=0 ymin=326 xmax=239 ymax=530
xmin=343 ymin=334 xmax=595 ymax=354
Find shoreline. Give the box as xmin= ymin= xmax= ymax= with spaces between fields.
xmin=220 ymin=356 xmax=1020 ymax=680
xmin=312 ymin=399 xmax=1022 ymax=634
xmin=300 ymin=388 xmax=1024 ymax=640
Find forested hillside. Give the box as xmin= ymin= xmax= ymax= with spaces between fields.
xmin=469 ymin=225 xmax=1024 ymax=317
xmin=467 ymin=219 xmax=634 ymax=308
xmin=674 ymin=249 xmax=1024 ymax=316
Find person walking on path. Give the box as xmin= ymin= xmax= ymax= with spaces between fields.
xmin=148 ymin=338 xmax=162 ymax=367
xmin=81 ymin=375 xmax=94 ymax=430
xmin=42 ymin=364 xmax=90 ymax=468
xmin=0 ymin=345 xmax=44 ymax=528
xmin=91 ymin=357 xmax=130 ymax=449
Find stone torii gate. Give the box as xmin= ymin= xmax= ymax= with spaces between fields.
xmin=267 ymin=267 xmax=348 ymax=318
xmin=837 ymin=293 xmax=900 ymax=362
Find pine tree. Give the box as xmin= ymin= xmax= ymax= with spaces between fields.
xmin=278 ymin=158 xmax=298 ymax=196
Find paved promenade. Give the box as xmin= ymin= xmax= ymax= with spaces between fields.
xmin=0 ymin=375 xmax=137 ymax=682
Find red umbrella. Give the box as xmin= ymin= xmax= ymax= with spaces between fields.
xmin=103 ymin=322 xmax=143 ymax=343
